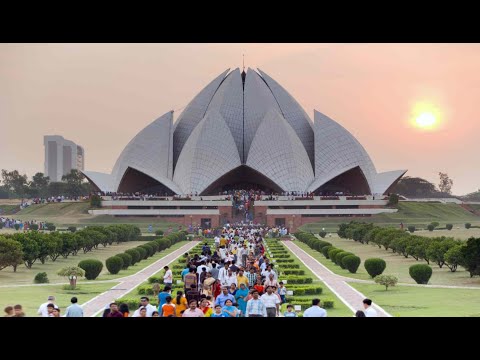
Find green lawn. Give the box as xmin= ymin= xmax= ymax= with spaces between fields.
xmin=271 ymin=241 xmax=353 ymax=317
xmin=350 ymin=283 xmax=480 ymax=317
xmin=0 ymin=240 xmax=157 ymax=285
xmin=0 ymin=204 xmax=20 ymax=215
xmin=0 ymin=282 xmax=118 ymax=316
xmin=300 ymin=202 xmax=480 ymax=233
xmin=293 ymin=235 xmax=480 ymax=287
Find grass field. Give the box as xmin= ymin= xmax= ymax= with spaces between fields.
xmin=300 ymin=202 xmax=480 ymax=233
xmin=0 ymin=282 xmax=118 ymax=316
xmin=350 ymin=283 xmax=480 ymax=317
xmin=0 ymin=204 xmax=20 ymax=215
xmin=0 ymin=240 xmax=153 ymax=285
xmin=293 ymin=235 xmax=480 ymax=287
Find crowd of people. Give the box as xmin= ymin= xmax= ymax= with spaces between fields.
xmin=0 ymin=217 xmax=49 ymax=230
xmin=99 ymin=225 xmax=328 ymax=318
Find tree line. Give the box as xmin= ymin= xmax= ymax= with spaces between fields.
xmin=337 ymin=221 xmax=480 ymax=277
xmin=0 ymin=225 xmax=141 ymax=272
xmin=0 ymin=169 xmax=92 ymax=199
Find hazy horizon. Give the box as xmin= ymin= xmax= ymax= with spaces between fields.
xmin=1 ymin=43 xmax=479 ymax=195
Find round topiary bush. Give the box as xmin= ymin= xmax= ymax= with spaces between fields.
xmin=342 ymin=255 xmax=361 ymax=273
xmin=45 ymin=223 xmax=56 ymax=231
xmin=78 ymin=259 xmax=103 ymax=280
xmin=135 ymin=246 xmax=148 ymax=260
xmin=14 ymin=224 xmax=20 ymax=230
xmin=408 ymin=226 xmax=415 ymax=233
xmin=125 ymin=248 xmax=141 ymax=265
xmin=446 ymin=224 xmax=453 ymax=230
xmin=30 ymin=224 xmax=39 ymax=231
xmin=465 ymin=223 xmax=471 ymax=229
xmin=335 ymin=252 xmax=354 ymax=268
xmin=322 ymin=245 xmax=333 ymax=258
xmin=68 ymin=226 xmax=77 ymax=233
xmin=117 ymin=253 xmax=132 ymax=269
xmin=34 ymin=272 xmax=49 ymax=284
xmin=364 ymin=258 xmax=386 ymax=278
xmin=427 ymin=224 xmax=435 ymax=232
xmin=155 ymin=230 xmax=164 ymax=236
xmin=106 ymin=256 xmax=124 ymax=275
xmin=409 ymin=264 xmax=432 ymax=284
xmin=139 ymin=244 xmax=153 ymax=258
xmin=329 ymin=248 xmax=343 ymax=263
xmin=319 ymin=231 xmax=327 ymax=238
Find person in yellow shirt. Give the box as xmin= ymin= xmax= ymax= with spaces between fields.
xmin=236 ymin=269 xmax=249 ymax=288
xmin=199 ymin=298 xmax=213 ymax=317
xmin=172 ymin=291 xmax=188 ymax=317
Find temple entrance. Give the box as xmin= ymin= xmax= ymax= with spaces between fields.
xmin=200 ymin=165 xmax=283 ymax=195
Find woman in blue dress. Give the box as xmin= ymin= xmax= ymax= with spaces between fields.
xmin=221 ymin=299 xmax=238 ymax=318
xmin=235 ymin=283 xmax=249 ymax=317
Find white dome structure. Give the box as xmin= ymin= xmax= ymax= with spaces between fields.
xmin=83 ymin=68 xmax=406 ymax=195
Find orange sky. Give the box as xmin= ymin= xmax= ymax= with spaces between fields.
xmin=0 ymin=43 xmax=479 ymax=195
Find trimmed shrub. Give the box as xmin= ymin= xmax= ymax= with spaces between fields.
xmin=374 ymin=274 xmax=398 ymax=290
xmin=34 ymin=272 xmax=49 ymax=284
xmin=137 ymin=285 xmax=154 ymax=295
xmin=408 ymin=226 xmax=415 ymax=233
xmin=329 ymin=249 xmax=343 ymax=264
xmin=409 ymin=264 xmax=432 ymax=284
xmin=322 ymin=300 xmax=334 ymax=309
xmin=282 ymin=269 xmax=305 ymax=275
xmin=319 ymin=231 xmax=327 ymax=238
xmin=364 ymin=258 xmax=386 ymax=278
xmin=342 ymin=255 xmax=361 ymax=274
xmin=125 ymin=248 xmax=141 ymax=265
xmin=45 ymin=223 xmax=56 ymax=231
xmin=148 ymin=276 xmax=162 ymax=284
xmin=78 ymin=259 xmax=103 ymax=280
xmin=322 ymin=245 xmax=333 ymax=258
xmin=336 ymin=252 xmax=354 ymax=268
xmin=135 ymin=246 xmax=148 ymax=260
xmin=68 ymin=226 xmax=77 ymax=233
xmin=30 ymin=224 xmax=39 ymax=231
xmin=465 ymin=223 xmax=471 ymax=229
xmin=155 ymin=230 xmax=164 ymax=236
xmin=14 ymin=224 xmax=20 ymax=230
xmin=327 ymin=247 xmax=339 ymax=260
xmin=117 ymin=253 xmax=132 ymax=270
xmin=427 ymin=224 xmax=435 ymax=232
xmin=446 ymin=224 xmax=453 ymax=230
xmin=106 ymin=256 xmax=124 ymax=275
xmin=90 ymin=194 xmax=102 ymax=208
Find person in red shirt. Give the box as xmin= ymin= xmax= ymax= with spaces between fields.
xmin=253 ymin=278 xmax=265 ymax=295
xmin=106 ymin=303 xmax=124 ymax=318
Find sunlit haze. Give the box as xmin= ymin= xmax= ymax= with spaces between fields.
xmin=1 ymin=43 xmax=479 ymax=195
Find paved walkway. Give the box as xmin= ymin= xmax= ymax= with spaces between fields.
xmin=282 ymin=240 xmax=391 ymax=317
xmin=82 ymin=241 xmax=199 ymax=317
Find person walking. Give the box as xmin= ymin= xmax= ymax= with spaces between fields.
xmin=363 ymin=298 xmax=378 ymax=317
xmin=65 ymin=297 xmax=83 ymax=317
xmin=303 ymin=298 xmax=327 ymax=317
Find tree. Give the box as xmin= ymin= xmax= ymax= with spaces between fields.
xmin=459 ymin=237 xmax=480 ymax=277
xmin=1 ymin=169 xmax=28 ymax=197
xmin=387 ymin=193 xmax=399 ymax=206
xmin=62 ymin=169 xmax=86 ymax=197
xmin=390 ymin=176 xmax=440 ymax=198
xmin=0 ymin=237 xmax=23 ymax=272
xmin=438 ymin=172 xmax=453 ymax=194
xmin=57 ymin=266 xmax=85 ymax=289
xmin=28 ymin=172 xmax=50 ymax=198
xmin=374 ymin=274 xmax=398 ymax=290
xmin=445 ymin=244 xmax=464 ymax=272
xmin=14 ymin=233 xmax=40 ymax=268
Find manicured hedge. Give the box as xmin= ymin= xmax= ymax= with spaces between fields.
xmin=78 ymin=259 xmax=103 ymax=280
xmin=342 ymin=255 xmax=361 ymax=274
xmin=364 ymin=258 xmax=386 ymax=278
xmin=106 ymin=256 xmax=124 ymax=275
xmin=125 ymin=249 xmax=141 ymax=265
xmin=117 ymin=253 xmax=132 ymax=269
xmin=409 ymin=264 xmax=432 ymax=284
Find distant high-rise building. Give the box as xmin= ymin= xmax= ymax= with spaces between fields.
xmin=44 ymin=135 xmax=85 ymax=182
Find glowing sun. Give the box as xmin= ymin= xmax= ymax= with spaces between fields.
xmin=411 ymin=102 xmax=442 ymax=131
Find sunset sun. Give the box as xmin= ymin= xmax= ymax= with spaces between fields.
xmin=411 ymin=102 xmax=442 ymax=131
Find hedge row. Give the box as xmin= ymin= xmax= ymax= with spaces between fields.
xmin=294 ymin=231 xmax=361 ymax=274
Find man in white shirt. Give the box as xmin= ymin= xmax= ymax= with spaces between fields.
xmin=260 ymin=286 xmax=280 ymax=317
xmin=163 ymin=266 xmax=173 ymax=288
xmin=363 ymin=298 xmax=378 ymax=317
xmin=303 ymin=299 xmax=327 ymax=317
xmin=224 ymin=269 xmax=237 ymax=287
xmin=132 ymin=297 xmax=157 ymax=317
xmin=37 ymin=295 xmax=56 ymax=317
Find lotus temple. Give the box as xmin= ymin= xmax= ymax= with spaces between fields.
xmin=82 ymin=68 xmax=406 ymax=230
